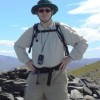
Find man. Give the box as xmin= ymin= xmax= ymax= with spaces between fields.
xmin=14 ymin=0 xmax=88 ymax=100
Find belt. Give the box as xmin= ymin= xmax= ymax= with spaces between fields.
xmin=34 ymin=63 xmax=61 ymax=86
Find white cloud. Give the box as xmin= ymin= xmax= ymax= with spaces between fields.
xmin=0 ymin=50 xmax=16 ymax=57
xmin=20 ymin=27 xmax=29 ymax=31
xmin=67 ymin=0 xmax=100 ymax=44
xmin=0 ymin=40 xmax=15 ymax=46
xmin=0 ymin=50 xmax=14 ymax=54
xmin=87 ymin=46 xmax=100 ymax=51
xmin=68 ymin=0 xmax=100 ymax=14
xmin=0 ymin=40 xmax=16 ymax=57
xmin=73 ymin=27 xmax=100 ymax=43
xmin=83 ymin=13 xmax=100 ymax=28
xmin=10 ymin=24 xmax=19 ymax=27
xmin=68 ymin=0 xmax=100 ymax=29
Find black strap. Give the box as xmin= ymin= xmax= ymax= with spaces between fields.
xmin=55 ymin=23 xmax=69 ymax=56
xmin=28 ymin=23 xmax=39 ymax=53
xmin=34 ymin=63 xmax=61 ymax=86
xmin=28 ymin=23 xmax=56 ymax=53
xmin=28 ymin=22 xmax=69 ymax=55
xmin=47 ymin=69 xmax=53 ymax=86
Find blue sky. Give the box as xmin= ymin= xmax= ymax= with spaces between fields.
xmin=0 ymin=0 xmax=100 ymax=59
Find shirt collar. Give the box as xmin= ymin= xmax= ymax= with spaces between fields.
xmin=38 ymin=21 xmax=54 ymax=30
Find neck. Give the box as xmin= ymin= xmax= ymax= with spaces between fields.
xmin=40 ymin=19 xmax=52 ymax=29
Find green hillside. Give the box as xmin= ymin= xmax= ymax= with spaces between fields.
xmin=69 ymin=61 xmax=100 ymax=84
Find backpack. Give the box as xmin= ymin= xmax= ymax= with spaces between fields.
xmin=28 ymin=22 xmax=69 ymax=56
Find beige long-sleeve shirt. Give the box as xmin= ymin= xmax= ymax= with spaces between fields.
xmin=14 ymin=21 xmax=88 ymax=68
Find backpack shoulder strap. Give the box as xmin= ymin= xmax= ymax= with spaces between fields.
xmin=28 ymin=23 xmax=56 ymax=53
xmin=55 ymin=22 xmax=69 ymax=56
xmin=28 ymin=23 xmax=39 ymax=53
xmin=28 ymin=22 xmax=69 ymax=56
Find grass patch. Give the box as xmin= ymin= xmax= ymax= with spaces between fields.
xmin=69 ymin=61 xmax=100 ymax=77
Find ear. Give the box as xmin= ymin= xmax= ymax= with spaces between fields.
xmin=51 ymin=10 xmax=54 ymax=15
xmin=51 ymin=10 xmax=54 ymax=16
xmin=36 ymin=12 xmax=39 ymax=16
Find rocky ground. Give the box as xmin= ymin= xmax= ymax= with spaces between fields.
xmin=80 ymin=69 xmax=100 ymax=86
xmin=0 ymin=68 xmax=100 ymax=100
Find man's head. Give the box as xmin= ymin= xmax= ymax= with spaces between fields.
xmin=31 ymin=0 xmax=58 ymax=15
xmin=37 ymin=7 xmax=53 ymax=23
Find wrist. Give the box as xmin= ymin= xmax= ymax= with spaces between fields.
xmin=25 ymin=59 xmax=32 ymax=64
xmin=67 ymin=56 xmax=73 ymax=61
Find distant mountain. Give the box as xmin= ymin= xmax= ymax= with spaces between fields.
xmin=0 ymin=55 xmax=24 ymax=72
xmin=0 ymin=55 xmax=100 ymax=72
xmin=67 ymin=58 xmax=100 ymax=70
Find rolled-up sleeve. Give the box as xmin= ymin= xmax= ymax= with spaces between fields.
xmin=14 ymin=27 xmax=33 ymax=63
xmin=60 ymin=24 xmax=88 ymax=60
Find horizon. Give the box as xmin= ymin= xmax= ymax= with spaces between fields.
xmin=0 ymin=0 xmax=100 ymax=59
xmin=0 ymin=54 xmax=100 ymax=60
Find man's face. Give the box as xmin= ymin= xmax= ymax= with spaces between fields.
xmin=37 ymin=7 xmax=53 ymax=22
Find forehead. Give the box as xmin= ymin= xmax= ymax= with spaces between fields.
xmin=38 ymin=7 xmax=51 ymax=9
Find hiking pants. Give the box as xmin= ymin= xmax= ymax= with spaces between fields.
xmin=24 ymin=69 xmax=69 ymax=100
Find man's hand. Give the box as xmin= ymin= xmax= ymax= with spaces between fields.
xmin=25 ymin=60 xmax=35 ymax=72
xmin=59 ymin=56 xmax=72 ymax=70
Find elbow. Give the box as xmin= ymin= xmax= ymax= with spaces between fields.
xmin=14 ymin=42 xmax=17 ymax=50
xmin=84 ymin=39 xmax=88 ymax=51
xmin=86 ymin=42 xmax=88 ymax=50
